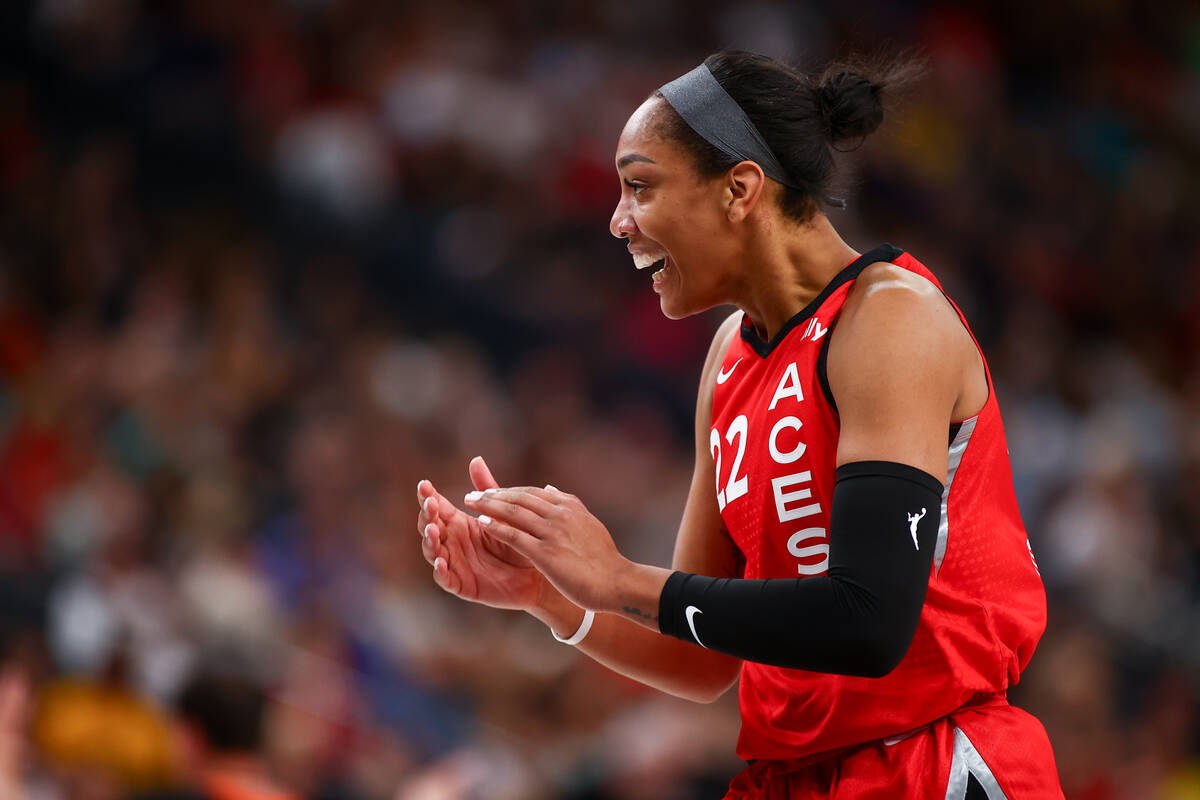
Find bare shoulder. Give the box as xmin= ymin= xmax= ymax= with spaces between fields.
xmin=844 ymin=261 xmax=950 ymax=318
xmin=835 ymin=261 xmax=968 ymax=355
xmin=828 ymin=261 xmax=975 ymax=477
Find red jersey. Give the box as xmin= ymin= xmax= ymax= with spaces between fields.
xmin=709 ymin=245 xmax=1047 ymax=762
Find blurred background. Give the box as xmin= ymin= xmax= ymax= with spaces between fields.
xmin=0 ymin=0 xmax=1197 ymax=798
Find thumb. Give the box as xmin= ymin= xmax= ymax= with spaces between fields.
xmin=469 ymin=455 xmax=500 ymax=491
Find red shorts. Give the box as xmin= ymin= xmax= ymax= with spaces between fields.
xmin=723 ymin=698 xmax=1063 ymax=799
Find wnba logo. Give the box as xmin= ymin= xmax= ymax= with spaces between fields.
xmin=907 ymin=508 xmax=926 ymax=549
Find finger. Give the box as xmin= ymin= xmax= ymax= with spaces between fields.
xmin=419 ymin=482 xmax=476 ymax=532
xmin=416 ymin=497 xmax=433 ymax=535
xmin=426 ymin=521 xmax=444 ymax=551
xmin=515 ymin=485 xmax=574 ymax=506
xmin=436 ymin=554 xmax=463 ymax=597
xmin=477 ymin=515 xmax=541 ymax=560
xmin=463 ymin=493 xmax=554 ymax=536
xmin=420 ymin=522 xmax=441 ymax=565
xmin=417 ymin=482 xmax=429 ymax=532
xmin=432 ymin=556 xmax=464 ymax=596
xmin=464 ymin=487 xmax=559 ymax=518
xmin=416 ymin=481 xmax=442 ymax=531
xmin=537 ymin=485 xmax=578 ymax=505
xmin=469 ymin=456 xmax=500 ymax=492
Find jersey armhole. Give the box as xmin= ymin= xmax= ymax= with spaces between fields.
xmin=816 ymin=323 xmax=838 ymax=415
xmin=816 ymin=255 xmax=993 ymax=437
xmin=817 ymin=314 xmax=971 ymax=447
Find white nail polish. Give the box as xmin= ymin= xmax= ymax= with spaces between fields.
xmin=478 ymin=515 xmax=492 ymax=525
xmin=484 ymin=488 xmax=499 ymax=494
xmin=465 ymin=491 xmax=482 ymax=502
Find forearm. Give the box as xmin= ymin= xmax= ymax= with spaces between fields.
xmin=657 ymin=462 xmax=944 ymax=676
xmin=529 ymin=579 xmax=741 ymax=703
xmin=658 ymin=570 xmax=915 ymax=676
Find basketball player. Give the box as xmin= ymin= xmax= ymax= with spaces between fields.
xmin=417 ymin=51 xmax=1063 ymax=798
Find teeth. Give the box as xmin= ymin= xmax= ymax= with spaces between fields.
xmin=652 ymin=265 xmax=667 ymax=282
xmin=632 ymin=252 xmax=667 ymax=270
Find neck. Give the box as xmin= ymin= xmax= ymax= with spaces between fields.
xmin=734 ymin=213 xmax=858 ymax=342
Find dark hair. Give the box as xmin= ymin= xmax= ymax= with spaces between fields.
xmin=653 ymin=50 xmax=923 ymax=221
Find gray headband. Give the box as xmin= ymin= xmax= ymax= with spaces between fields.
xmin=658 ymin=64 xmax=798 ymax=190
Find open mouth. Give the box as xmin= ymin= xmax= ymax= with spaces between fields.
xmin=650 ymin=256 xmax=670 ymax=285
xmin=631 ymin=248 xmax=671 ymax=287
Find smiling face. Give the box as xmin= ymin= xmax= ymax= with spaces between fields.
xmin=610 ymin=98 xmax=744 ymax=319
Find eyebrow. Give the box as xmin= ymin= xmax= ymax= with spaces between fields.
xmin=617 ymin=153 xmax=656 ymax=169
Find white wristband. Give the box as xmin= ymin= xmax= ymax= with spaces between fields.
xmin=552 ymin=609 xmax=595 ymax=646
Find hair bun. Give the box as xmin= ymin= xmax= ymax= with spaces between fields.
xmin=815 ymin=70 xmax=885 ymax=145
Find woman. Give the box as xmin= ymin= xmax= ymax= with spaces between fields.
xmin=416 ymin=51 xmax=1063 ymax=798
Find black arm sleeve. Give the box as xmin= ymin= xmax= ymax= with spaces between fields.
xmin=658 ymin=461 xmax=943 ymax=677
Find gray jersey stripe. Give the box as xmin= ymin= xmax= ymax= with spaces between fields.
xmin=944 ymin=726 xmax=1008 ymax=800
xmin=935 ymin=416 xmax=978 ymax=575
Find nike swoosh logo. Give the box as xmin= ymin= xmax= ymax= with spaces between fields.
xmin=716 ymin=358 xmax=743 ymax=384
xmin=685 ymin=605 xmax=707 ymax=648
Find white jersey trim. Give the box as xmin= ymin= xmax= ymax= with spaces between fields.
xmin=944 ymin=726 xmax=1008 ymax=800
xmin=935 ymin=416 xmax=978 ymax=575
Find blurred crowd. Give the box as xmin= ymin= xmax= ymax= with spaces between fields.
xmin=0 ymin=0 xmax=1197 ymax=798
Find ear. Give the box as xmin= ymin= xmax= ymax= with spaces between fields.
xmin=725 ymin=161 xmax=766 ymax=222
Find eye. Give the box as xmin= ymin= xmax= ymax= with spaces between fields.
xmin=623 ymin=178 xmax=647 ymax=196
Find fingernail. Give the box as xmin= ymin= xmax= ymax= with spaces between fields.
xmin=546 ymin=484 xmax=559 ymax=491
xmin=424 ymin=523 xmax=436 ymax=540
xmin=424 ymin=497 xmax=435 ymax=513
xmin=484 ymin=488 xmax=499 ymax=494
xmin=465 ymin=491 xmax=482 ymax=502
xmin=478 ymin=515 xmax=492 ymax=525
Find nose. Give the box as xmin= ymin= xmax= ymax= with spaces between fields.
xmin=610 ymin=196 xmax=637 ymax=239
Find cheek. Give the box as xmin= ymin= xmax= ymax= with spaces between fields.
xmin=675 ymin=214 xmax=727 ymax=270
xmin=637 ymin=186 xmax=725 ymax=258
xmin=641 ymin=198 xmax=699 ymax=243
xmin=633 ymin=199 xmax=668 ymax=231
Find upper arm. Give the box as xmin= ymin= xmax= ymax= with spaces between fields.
xmin=672 ymin=311 xmax=745 ymax=579
xmin=827 ymin=264 xmax=975 ymax=483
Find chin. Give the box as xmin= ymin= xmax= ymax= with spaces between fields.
xmin=659 ymin=305 xmax=689 ymax=320
xmin=658 ymin=295 xmax=705 ymax=320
